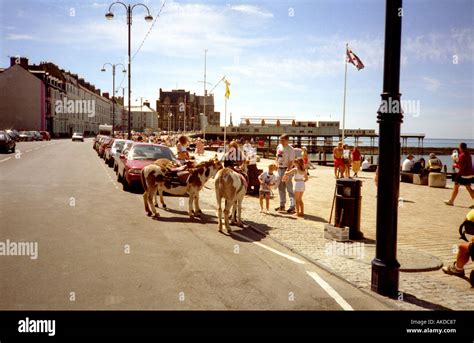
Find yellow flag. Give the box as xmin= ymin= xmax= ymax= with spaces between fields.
xmin=225 ymin=79 xmax=230 ymax=99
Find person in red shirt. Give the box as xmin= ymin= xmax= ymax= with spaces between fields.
xmin=445 ymin=142 xmax=474 ymax=207
xmin=351 ymin=146 xmax=362 ymax=178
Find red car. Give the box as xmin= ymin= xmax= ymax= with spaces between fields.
xmin=116 ymin=143 xmax=176 ymax=190
xmin=40 ymin=131 xmax=51 ymax=141
xmin=98 ymin=137 xmax=114 ymax=158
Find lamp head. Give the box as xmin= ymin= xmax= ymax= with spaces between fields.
xmin=144 ymin=14 xmax=153 ymax=22
xmin=105 ymin=12 xmax=114 ymax=20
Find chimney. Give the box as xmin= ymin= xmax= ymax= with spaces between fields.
xmin=143 ymin=101 xmax=150 ymax=107
xmin=103 ymin=92 xmax=110 ymax=99
xmin=10 ymin=56 xmax=29 ymax=69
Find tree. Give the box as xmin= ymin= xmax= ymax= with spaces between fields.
xmin=292 ymin=119 xmax=296 ymax=127
xmin=276 ymin=119 xmax=281 ymax=127
xmin=261 ymin=119 xmax=266 ymax=126
xmin=246 ymin=118 xmax=250 ymax=126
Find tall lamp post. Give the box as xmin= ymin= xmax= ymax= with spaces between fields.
xmin=105 ymin=1 xmax=153 ymax=140
xmin=101 ymin=63 xmax=126 ymax=136
xmin=371 ymin=0 xmax=403 ymax=298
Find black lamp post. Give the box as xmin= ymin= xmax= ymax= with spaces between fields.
xmin=105 ymin=1 xmax=153 ymax=140
xmin=101 ymin=63 xmax=126 ymax=136
xmin=371 ymin=0 xmax=403 ymax=298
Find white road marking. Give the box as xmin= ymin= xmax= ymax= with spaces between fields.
xmin=0 ymin=157 xmax=12 ymax=163
xmin=34 ymin=147 xmax=40 ymax=150
xmin=231 ymin=232 xmax=306 ymax=265
xmin=26 ymin=149 xmax=32 ymax=153
xmin=201 ymin=209 xmax=216 ymax=213
xmin=306 ymin=271 xmax=354 ymax=311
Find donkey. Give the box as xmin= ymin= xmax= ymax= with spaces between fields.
xmin=141 ymin=157 xmax=222 ymax=218
xmin=214 ymin=161 xmax=249 ymax=233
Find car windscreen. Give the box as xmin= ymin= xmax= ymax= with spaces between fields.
xmin=131 ymin=145 xmax=175 ymax=161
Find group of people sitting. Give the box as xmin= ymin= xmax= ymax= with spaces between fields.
xmin=401 ymin=153 xmax=444 ymax=174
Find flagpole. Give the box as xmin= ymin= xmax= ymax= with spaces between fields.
xmin=224 ymin=96 xmax=227 ymax=154
xmin=342 ymin=42 xmax=348 ymax=144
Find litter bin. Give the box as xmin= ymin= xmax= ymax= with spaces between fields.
xmin=335 ymin=178 xmax=364 ymax=240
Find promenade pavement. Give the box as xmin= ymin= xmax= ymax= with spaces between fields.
xmin=194 ymin=149 xmax=474 ymax=310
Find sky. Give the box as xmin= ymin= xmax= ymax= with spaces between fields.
xmin=0 ymin=0 xmax=473 ymax=139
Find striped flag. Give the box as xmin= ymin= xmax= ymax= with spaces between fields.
xmin=346 ymin=47 xmax=365 ymax=70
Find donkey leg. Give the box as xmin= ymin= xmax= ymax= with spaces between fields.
xmin=159 ymin=189 xmax=166 ymax=208
xmin=188 ymin=194 xmax=194 ymax=218
xmin=194 ymin=192 xmax=202 ymax=216
xmin=237 ymin=198 xmax=244 ymax=227
xmin=148 ymin=187 xmax=159 ymax=217
xmin=224 ymin=199 xmax=232 ymax=232
xmin=143 ymin=191 xmax=152 ymax=216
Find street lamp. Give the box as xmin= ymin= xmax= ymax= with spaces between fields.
xmin=101 ymin=63 xmax=126 ymax=136
xmin=105 ymin=1 xmax=153 ymax=140
xmin=371 ymin=0 xmax=403 ymax=298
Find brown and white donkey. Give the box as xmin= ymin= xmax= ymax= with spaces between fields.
xmin=141 ymin=157 xmax=223 ymax=218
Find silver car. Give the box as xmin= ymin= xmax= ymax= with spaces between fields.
xmin=112 ymin=140 xmax=133 ymax=172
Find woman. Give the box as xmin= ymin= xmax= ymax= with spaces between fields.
xmin=343 ymin=144 xmax=352 ymax=178
xmin=301 ymin=147 xmax=310 ymax=175
xmin=351 ymin=146 xmax=361 ymax=177
xmin=176 ymin=135 xmax=190 ymax=164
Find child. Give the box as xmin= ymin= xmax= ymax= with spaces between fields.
xmin=258 ymin=164 xmax=278 ymax=213
xmin=284 ymin=158 xmax=308 ymax=217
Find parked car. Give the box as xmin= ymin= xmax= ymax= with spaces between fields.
xmin=98 ymin=137 xmax=113 ymax=157
xmin=72 ymin=132 xmax=84 ymax=142
xmin=117 ymin=143 xmax=176 ymax=190
xmin=0 ymin=130 xmax=16 ymax=153
xmin=31 ymin=131 xmax=42 ymax=141
xmin=114 ymin=140 xmax=134 ymax=173
xmin=6 ymin=129 xmax=20 ymax=142
xmin=102 ymin=138 xmax=115 ymax=162
xmin=40 ymin=131 xmax=51 ymax=141
xmin=19 ymin=131 xmax=34 ymax=141
xmin=105 ymin=139 xmax=130 ymax=168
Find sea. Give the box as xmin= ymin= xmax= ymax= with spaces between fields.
xmin=308 ymin=138 xmax=474 ymax=170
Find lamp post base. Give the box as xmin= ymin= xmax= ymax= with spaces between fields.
xmin=371 ymin=258 xmax=400 ymax=298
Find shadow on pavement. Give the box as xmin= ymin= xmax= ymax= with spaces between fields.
xmin=301 ymin=214 xmax=327 ymax=223
xmin=400 ymin=293 xmax=452 ymax=311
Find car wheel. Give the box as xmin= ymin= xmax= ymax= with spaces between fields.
xmin=117 ymin=169 xmax=123 ymax=182
xmin=122 ymin=173 xmax=130 ymax=191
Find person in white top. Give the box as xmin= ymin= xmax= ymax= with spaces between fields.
xmin=258 ymin=164 xmax=278 ymax=213
xmin=401 ymin=154 xmax=415 ymax=172
xmin=284 ymin=158 xmax=309 ymax=217
xmin=275 ymin=134 xmax=296 ymax=213
xmin=361 ymin=159 xmax=371 ymax=171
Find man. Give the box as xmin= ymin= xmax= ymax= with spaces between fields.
xmin=401 ymin=154 xmax=415 ymax=172
xmin=333 ymin=142 xmax=344 ymax=178
xmin=275 ymin=134 xmax=296 ymax=213
xmin=445 ymin=142 xmax=474 ymax=207
xmin=442 ymin=210 xmax=474 ymax=286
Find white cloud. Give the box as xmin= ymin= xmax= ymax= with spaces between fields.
xmin=230 ymin=5 xmax=274 ymax=18
xmin=6 ymin=33 xmax=34 ymax=40
xmin=422 ymin=76 xmax=441 ymax=92
xmin=404 ymin=28 xmax=474 ymax=63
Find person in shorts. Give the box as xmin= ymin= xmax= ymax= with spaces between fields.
xmin=445 ymin=142 xmax=474 ymax=207
xmin=443 ymin=210 xmax=474 ymax=285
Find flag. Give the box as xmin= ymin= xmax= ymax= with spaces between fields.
xmin=225 ymin=79 xmax=230 ymax=99
xmin=346 ymin=47 xmax=365 ymax=70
